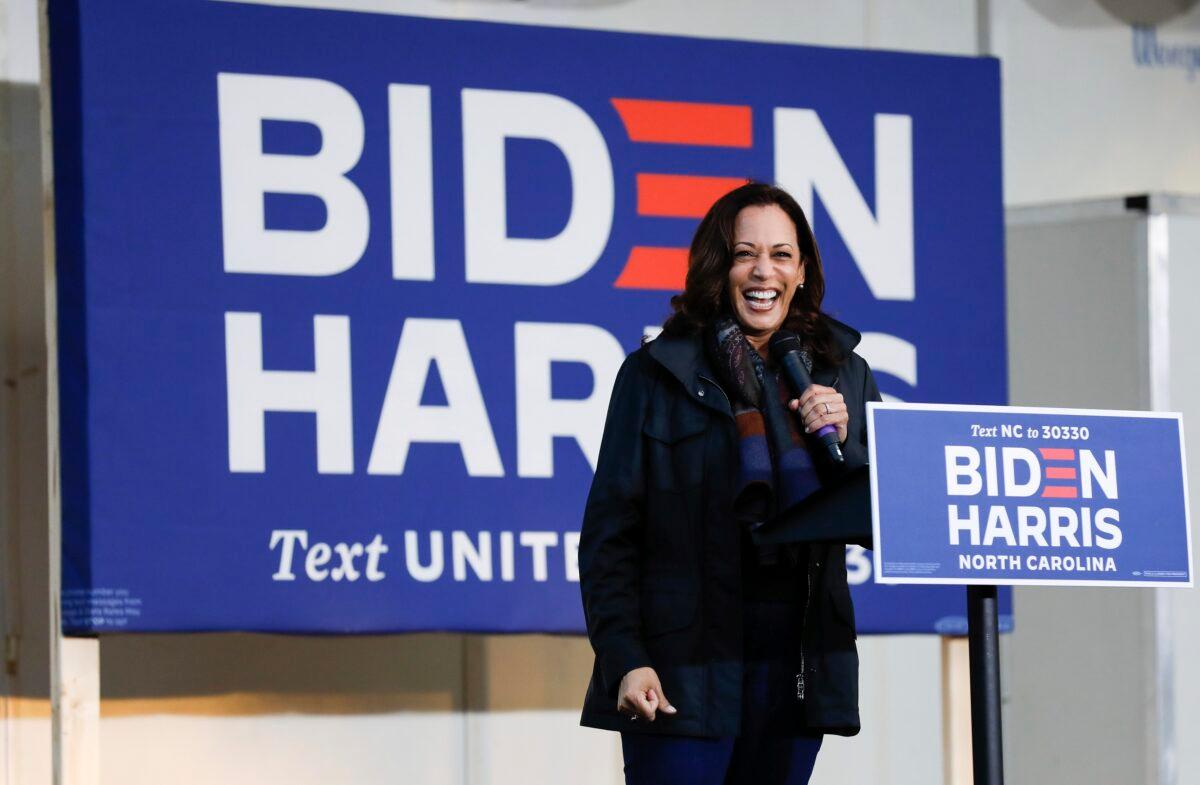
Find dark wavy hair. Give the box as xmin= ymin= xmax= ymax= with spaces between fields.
xmin=661 ymin=181 xmax=843 ymax=367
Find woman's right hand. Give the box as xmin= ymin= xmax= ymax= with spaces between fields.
xmin=617 ymin=666 xmax=677 ymax=721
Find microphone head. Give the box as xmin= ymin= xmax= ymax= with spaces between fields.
xmin=768 ymin=330 xmax=803 ymax=360
xmin=768 ymin=330 xmax=813 ymax=373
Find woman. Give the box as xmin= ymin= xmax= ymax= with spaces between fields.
xmin=578 ymin=182 xmax=881 ymax=785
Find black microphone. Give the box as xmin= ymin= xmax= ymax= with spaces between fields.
xmin=768 ymin=330 xmax=844 ymax=464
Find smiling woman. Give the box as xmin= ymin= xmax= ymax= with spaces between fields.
xmin=661 ymin=182 xmax=847 ymax=380
xmin=578 ymin=182 xmax=882 ymax=785
xmin=728 ymin=207 xmax=804 ymax=345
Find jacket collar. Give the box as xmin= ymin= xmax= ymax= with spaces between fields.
xmin=824 ymin=314 xmax=863 ymax=357
xmin=646 ymin=329 xmax=729 ymax=416
xmin=646 ymin=316 xmax=861 ymax=413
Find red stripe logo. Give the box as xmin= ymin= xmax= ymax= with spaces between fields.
xmin=1039 ymin=448 xmax=1078 ymax=498
xmin=611 ymin=99 xmax=753 ymax=291
xmin=636 ymin=173 xmax=748 ymax=218
xmin=611 ymin=99 xmax=752 ymax=147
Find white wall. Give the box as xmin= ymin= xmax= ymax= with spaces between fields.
xmin=1165 ymin=209 xmax=1200 ymax=785
xmin=990 ymin=2 xmax=1200 ymax=205
xmin=94 ymin=634 xmax=623 ymax=785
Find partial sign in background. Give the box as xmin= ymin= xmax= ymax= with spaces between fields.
xmin=50 ymin=0 xmax=1008 ymax=633
xmin=869 ymin=404 xmax=1192 ymax=587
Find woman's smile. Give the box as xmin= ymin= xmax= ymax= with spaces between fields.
xmin=741 ymin=286 xmax=782 ymax=312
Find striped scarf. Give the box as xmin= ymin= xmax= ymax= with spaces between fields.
xmin=705 ymin=317 xmax=823 ymax=541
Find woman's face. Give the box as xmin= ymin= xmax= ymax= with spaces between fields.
xmin=726 ymin=203 xmax=804 ymax=339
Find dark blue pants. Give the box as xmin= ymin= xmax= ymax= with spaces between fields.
xmin=620 ymin=599 xmax=822 ymax=785
xmin=620 ymin=729 xmax=821 ymax=785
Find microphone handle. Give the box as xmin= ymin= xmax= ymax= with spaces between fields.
xmin=777 ymin=351 xmax=845 ymax=464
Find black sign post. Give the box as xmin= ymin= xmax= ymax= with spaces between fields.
xmin=967 ymin=584 xmax=1004 ymax=785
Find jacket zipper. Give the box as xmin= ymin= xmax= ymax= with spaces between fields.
xmin=803 ymin=372 xmax=836 ymax=699
xmin=797 ymin=566 xmax=813 ymax=701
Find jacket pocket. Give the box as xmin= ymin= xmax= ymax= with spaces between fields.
xmin=642 ymin=397 xmax=708 ymax=444
xmin=643 ymin=398 xmax=709 ymax=491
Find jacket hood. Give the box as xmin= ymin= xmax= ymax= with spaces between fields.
xmin=823 ymin=315 xmax=863 ymax=356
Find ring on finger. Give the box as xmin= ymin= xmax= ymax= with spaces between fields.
xmin=824 ymin=402 xmax=831 ymax=415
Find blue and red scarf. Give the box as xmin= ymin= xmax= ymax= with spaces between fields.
xmin=705 ymin=316 xmax=823 ymax=540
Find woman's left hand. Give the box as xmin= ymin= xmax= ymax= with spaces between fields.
xmin=789 ymin=384 xmax=849 ymax=444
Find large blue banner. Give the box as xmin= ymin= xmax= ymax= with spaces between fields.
xmin=51 ymin=0 xmax=1008 ymax=633
xmin=870 ymin=404 xmax=1192 ymax=587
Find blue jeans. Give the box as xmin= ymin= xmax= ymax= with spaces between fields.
xmin=621 ymin=599 xmax=822 ymax=785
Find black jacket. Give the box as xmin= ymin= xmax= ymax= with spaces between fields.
xmin=578 ymin=318 xmax=881 ymax=738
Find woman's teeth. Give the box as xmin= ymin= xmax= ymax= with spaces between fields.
xmin=744 ymin=289 xmax=778 ymax=311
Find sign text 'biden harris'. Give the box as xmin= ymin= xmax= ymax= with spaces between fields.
xmin=869 ymin=404 xmax=1192 ymax=587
